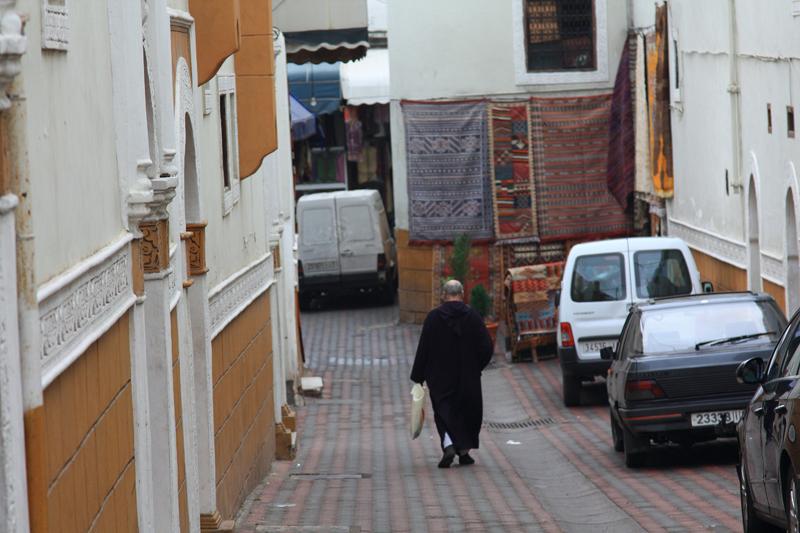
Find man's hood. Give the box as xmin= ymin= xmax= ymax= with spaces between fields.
xmin=436 ymin=301 xmax=470 ymax=336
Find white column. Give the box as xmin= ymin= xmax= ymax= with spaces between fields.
xmin=0 ymin=194 xmax=30 ymax=533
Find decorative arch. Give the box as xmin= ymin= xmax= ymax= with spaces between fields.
xmin=785 ymin=163 xmax=800 ymax=314
xmin=745 ymin=152 xmax=762 ymax=291
xmin=175 ymin=57 xmax=201 ymax=222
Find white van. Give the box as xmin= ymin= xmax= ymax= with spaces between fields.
xmin=557 ymin=237 xmax=707 ymax=406
xmin=297 ymin=190 xmax=397 ymax=308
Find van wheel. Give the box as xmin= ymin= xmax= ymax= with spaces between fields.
xmin=609 ymin=410 xmax=624 ymax=452
xmin=299 ymin=294 xmax=312 ymax=311
xmin=622 ymin=427 xmax=647 ymax=468
xmin=562 ymin=375 xmax=581 ymax=407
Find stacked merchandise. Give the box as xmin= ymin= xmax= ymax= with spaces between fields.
xmin=504 ymin=262 xmax=564 ymax=362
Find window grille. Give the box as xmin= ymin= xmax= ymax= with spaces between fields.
xmin=525 ymin=0 xmax=595 ymax=71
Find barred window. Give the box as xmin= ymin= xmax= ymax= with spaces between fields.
xmin=525 ymin=0 xmax=595 ymax=72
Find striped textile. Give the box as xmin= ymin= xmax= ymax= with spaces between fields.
xmin=505 ymin=262 xmax=564 ymax=335
xmin=529 ymin=94 xmax=632 ymax=242
xmin=489 ymin=102 xmax=538 ymax=242
xmin=403 ymin=101 xmax=494 ymax=242
xmin=607 ymin=39 xmax=635 ymax=212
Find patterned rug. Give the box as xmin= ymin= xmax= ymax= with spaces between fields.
xmin=650 ymin=4 xmax=674 ymax=198
xmin=529 ymin=94 xmax=632 ymax=242
xmin=403 ymin=101 xmax=494 ymax=242
xmin=501 ymin=241 xmax=566 ymax=269
xmin=432 ymin=243 xmax=502 ymax=317
xmin=504 ymin=262 xmax=564 ymax=335
xmin=607 ymin=39 xmax=635 ymax=213
xmin=489 ymin=102 xmax=538 ymax=242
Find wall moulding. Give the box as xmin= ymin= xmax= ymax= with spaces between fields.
xmin=140 ymin=218 xmax=170 ymax=273
xmin=38 ymin=234 xmax=136 ymax=386
xmin=42 ymin=1 xmax=69 ymax=51
xmin=208 ymin=253 xmax=274 ymax=338
xmin=186 ymin=222 xmax=208 ymax=276
xmin=668 ymin=218 xmax=747 ymax=268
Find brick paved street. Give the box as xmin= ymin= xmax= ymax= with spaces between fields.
xmin=238 ymin=302 xmax=743 ymax=533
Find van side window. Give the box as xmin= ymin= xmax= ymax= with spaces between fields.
xmin=340 ymin=205 xmax=375 ymax=242
xmin=634 ymin=249 xmax=692 ymax=299
xmin=302 ymin=208 xmax=335 ymax=245
xmin=570 ymin=253 xmax=626 ymax=302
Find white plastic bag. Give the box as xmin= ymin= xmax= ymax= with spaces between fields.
xmin=410 ymin=383 xmax=426 ymax=439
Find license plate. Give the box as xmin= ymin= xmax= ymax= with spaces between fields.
xmin=305 ymin=261 xmax=337 ymax=273
xmin=581 ymin=339 xmax=616 ymax=353
xmin=690 ymin=410 xmax=743 ymax=427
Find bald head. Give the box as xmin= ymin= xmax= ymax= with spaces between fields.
xmin=442 ymin=279 xmax=464 ymax=302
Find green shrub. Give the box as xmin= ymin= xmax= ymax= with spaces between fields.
xmin=449 ymin=234 xmax=471 ymax=284
xmin=470 ymin=284 xmax=491 ymax=319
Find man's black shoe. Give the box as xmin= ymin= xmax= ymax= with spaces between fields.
xmin=438 ymin=445 xmax=456 ymax=468
xmin=458 ymin=453 xmax=475 ymax=466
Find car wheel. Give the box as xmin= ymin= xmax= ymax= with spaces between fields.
xmin=378 ymin=285 xmax=395 ymax=306
xmin=739 ymin=464 xmax=771 ymax=533
xmin=622 ymin=427 xmax=647 ymax=468
xmin=786 ymin=465 xmax=800 ymax=533
xmin=562 ymin=374 xmax=581 ymax=407
xmin=609 ymin=409 xmax=624 ymax=452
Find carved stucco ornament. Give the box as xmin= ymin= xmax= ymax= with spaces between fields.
xmin=0 ymin=10 xmax=26 ymax=111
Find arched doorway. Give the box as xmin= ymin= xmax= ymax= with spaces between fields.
xmin=786 ymin=190 xmax=800 ymax=313
xmin=747 ymin=176 xmax=762 ymax=291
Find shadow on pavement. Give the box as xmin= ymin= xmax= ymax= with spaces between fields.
xmin=303 ymin=291 xmax=396 ymax=312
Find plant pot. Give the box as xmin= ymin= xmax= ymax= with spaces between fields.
xmin=485 ymin=320 xmax=499 ymax=349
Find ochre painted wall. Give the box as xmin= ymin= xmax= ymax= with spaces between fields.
xmin=763 ymin=279 xmax=787 ymax=316
xmin=211 ymin=290 xmax=275 ymax=519
xmin=397 ymin=229 xmax=434 ymax=324
xmin=691 ymin=249 xmax=747 ymax=293
xmin=170 ymin=310 xmax=189 ymax=533
xmin=43 ymin=312 xmax=137 ymax=532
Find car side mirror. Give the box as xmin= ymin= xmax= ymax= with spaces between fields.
xmin=702 ymin=281 xmax=714 ymax=293
xmin=600 ymin=346 xmax=616 ymax=361
xmin=736 ymin=357 xmax=765 ymax=385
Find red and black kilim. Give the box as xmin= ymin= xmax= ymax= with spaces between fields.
xmin=529 ymin=94 xmax=633 ymax=242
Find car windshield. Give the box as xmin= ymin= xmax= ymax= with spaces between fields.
xmin=630 ymin=300 xmax=785 ymax=356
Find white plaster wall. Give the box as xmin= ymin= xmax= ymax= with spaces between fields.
xmin=22 ymin=0 xmax=125 ymax=285
xmin=200 ymin=57 xmax=274 ymax=290
xmin=669 ymin=0 xmax=800 ymax=271
xmin=388 ymin=0 xmax=629 ymax=100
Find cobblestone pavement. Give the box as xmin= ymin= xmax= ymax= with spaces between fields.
xmin=238 ymin=302 xmax=743 ymax=533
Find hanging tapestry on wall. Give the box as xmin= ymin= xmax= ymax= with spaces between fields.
xmin=529 ymin=94 xmax=632 ymax=242
xmin=431 ymin=242 xmax=502 ymax=317
xmin=607 ymin=39 xmax=635 ymax=213
xmin=650 ymin=4 xmax=674 ymax=198
xmin=489 ymin=102 xmax=538 ymax=243
xmin=403 ymin=101 xmax=494 ymax=242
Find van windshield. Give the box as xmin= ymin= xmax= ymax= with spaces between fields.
xmin=631 ymin=300 xmax=784 ymax=355
xmin=634 ymin=249 xmax=692 ymax=299
xmin=570 ymin=253 xmax=626 ymax=302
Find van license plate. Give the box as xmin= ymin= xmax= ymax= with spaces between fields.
xmin=305 ymin=261 xmax=337 ymax=273
xmin=581 ymin=340 xmax=616 ymax=353
xmin=690 ymin=410 xmax=743 ymax=427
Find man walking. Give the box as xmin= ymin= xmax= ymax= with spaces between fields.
xmin=411 ymin=280 xmax=494 ymax=468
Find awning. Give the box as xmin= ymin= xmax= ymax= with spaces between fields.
xmin=290 ymin=95 xmax=317 ymax=140
xmin=274 ymin=0 xmax=369 ymax=64
xmin=288 ymin=62 xmax=342 ymax=116
xmin=340 ymin=48 xmax=390 ymax=106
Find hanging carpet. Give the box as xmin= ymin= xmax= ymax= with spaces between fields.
xmin=529 ymin=94 xmax=632 ymax=242
xmin=607 ymin=39 xmax=635 ymax=213
xmin=403 ymin=101 xmax=494 ymax=242
xmin=489 ymin=102 xmax=538 ymax=243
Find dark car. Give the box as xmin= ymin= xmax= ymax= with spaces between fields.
xmin=604 ymin=292 xmax=786 ymax=468
xmin=737 ymin=305 xmax=800 ymax=532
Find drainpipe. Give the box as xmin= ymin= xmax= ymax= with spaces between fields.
xmin=728 ymin=0 xmax=744 ymax=195
xmin=4 ymin=25 xmax=48 ymax=533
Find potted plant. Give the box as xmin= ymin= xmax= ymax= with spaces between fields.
xmin=470 ymin=283 xmax=498 ymax=348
